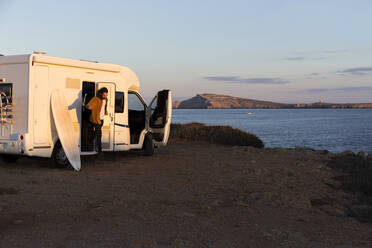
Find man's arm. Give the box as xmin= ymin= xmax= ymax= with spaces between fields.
xmin=86 ymin=97 xmax=96 ymax=110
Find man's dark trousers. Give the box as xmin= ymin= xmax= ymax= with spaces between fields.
xmin=94 ymin=120 xmax=104 ymax=152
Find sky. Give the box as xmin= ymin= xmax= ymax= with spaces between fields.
xmin=1 ymin=0 xmax=372 ymax=103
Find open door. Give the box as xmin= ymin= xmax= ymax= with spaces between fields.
xmin=146 ymin=90 xmax=172 ymax=146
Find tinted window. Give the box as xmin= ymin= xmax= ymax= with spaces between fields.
xmin=0 ymin=83 xmax=13 ymax=104
xmin=128 ymin=92 xmax=145 ymax=111
xmin=115 ymin=92 xmax=124 ymax=113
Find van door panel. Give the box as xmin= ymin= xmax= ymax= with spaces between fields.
xmin=33 ymin=65 xmax=51 ymax=146
xmin=147 ymin=90 xmax=172 ymax=146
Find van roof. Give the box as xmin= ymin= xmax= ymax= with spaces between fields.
xmin=0 ymin=53 xmax=140 ymax=91
xmin=0 ymin=53 xmax=122 ymax=72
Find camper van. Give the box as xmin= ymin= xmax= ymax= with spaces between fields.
xmin=0 ymin=52 xmax=172 ymax=171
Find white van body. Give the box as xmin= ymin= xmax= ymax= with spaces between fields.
xmin=0 ymin=53 xmax=172 ymax=166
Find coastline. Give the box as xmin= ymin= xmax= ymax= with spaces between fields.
xmin=171 ymin=110 xmax=372 ymax=154
xmin=173 ymin=94 xmax=372 ymax=109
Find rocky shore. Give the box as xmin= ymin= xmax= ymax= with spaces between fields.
xmin=174 ymin=93 xmax=372 ymax=109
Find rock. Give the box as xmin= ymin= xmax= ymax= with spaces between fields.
xmin=254 ymin=168 xmax=263 ymax=175
xmin=248 ymin=192 xmax=264 ymax=203
xmin=288 ymin=170 xmax=295 ymax=177
xmin=327 ymin=152 xmax=337 ymax=159
xmin=316 ymin=149 xmax=330 ymax=155
xmin=181 ymin=212 xmax=195 ymax=218
xmin=129 ymin=239 xmax=157 ymax=247
xmin=367 ymin=153 xmax=372 ymax=161
xmin=295 ymin=147 xmax=315 ymax=155
xmin=171 ymin=239 xmax=191 ymax=248
xmin=0 ymin=201 xmax=8 ymax=212
xmin=12 ymin=219 xmax=23 ymax=225
xmin=357 ymin=151 xmax=367 ymax=160
xmin=288 ymin=232 xmax=308 ymax=243
xmin=339 ymin=150 xmax=355 ymax=157
xmin=335 ymin=245 xmax=354 ymax=248
xmin=250 ymin=160 xmax=256 ymax=164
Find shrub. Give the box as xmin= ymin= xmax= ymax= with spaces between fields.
xmin=328 ymin=153 xmax=372 ymax=223
xmin=328 ymin=154 xmax=372 ymax=195
xmin=170 ymin=123 xmax=264 ymax=148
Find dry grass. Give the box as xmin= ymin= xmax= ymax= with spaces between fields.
xmin=170 ymin=123 xmax=264 ymax=148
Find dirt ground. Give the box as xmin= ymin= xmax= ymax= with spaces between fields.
xmin=0 ymin=141 xmax=371 ymax=248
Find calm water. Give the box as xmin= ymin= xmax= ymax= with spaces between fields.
xmin=172 ymin=109 xmax=372 ymax=154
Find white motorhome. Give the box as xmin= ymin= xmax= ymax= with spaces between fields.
xmin=0 ymin=52 xmax=172 ymax=170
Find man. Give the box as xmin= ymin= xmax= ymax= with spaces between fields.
xmin=86 ymin=87 xmax=108 ymax=153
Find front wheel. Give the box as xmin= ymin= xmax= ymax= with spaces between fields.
xmin=51 ymin=141 xmax=70 ymax=168
xmin=142 ymin=133 xmax=154 ymax=156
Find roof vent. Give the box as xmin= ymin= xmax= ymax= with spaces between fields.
xmin=33 ymin=51 xmax=46 ymax=55
xmin=80 ymin=59 xmax=99 ymax=63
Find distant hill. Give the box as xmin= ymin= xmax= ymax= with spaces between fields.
xmin=174 ymin=94 xmax=372 ymax=109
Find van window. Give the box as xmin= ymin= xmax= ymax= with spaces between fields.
xmin=0 ymin=83 xmax=13 ymax=104
xmin=128 ymin=92 xmax=145 ymax=111
xmin=115 ymin=91 xmax=124 ymax=113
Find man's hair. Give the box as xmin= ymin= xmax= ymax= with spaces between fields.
xmin=97 ymin=87 xmax=108 ymax=99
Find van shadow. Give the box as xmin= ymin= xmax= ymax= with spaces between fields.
xmin=81 ymin=150 xmax=144 ymax=164
xmin=0 ymin=156 xmax=53 ymax=170
xmin=0 ymin=150 xmax=146 ymax=172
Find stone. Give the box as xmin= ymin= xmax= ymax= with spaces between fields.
xmin=0 ymin=201 xmax=8 ymax=212
xmin=13 ymin=219 xmax=23 ymax=225
xmin=288 ymin=232 xmax=308 ymax=243
xmin=181 ymin=212 xmax=195 ymax=218
xmin=172 ymin=239 xmax=191 ymax=248
xmin=367 ymin=153 xmax=372 ymax=161
xmin=357 ymin=151 xmax=367 ymax=160
xmin=339 ymin=150 xmax=355 ymax=157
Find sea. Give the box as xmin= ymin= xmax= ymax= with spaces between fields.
xmin=172 ymin=109 xmax=372 ymax=154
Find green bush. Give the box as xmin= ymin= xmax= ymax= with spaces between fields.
xmin=170 ymin=123 xmax=264 ymax=148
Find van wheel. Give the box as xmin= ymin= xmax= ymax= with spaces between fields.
xmin=142 ymin=133 xmax=154 ymax=156
xmin=1 ymin=155 xmax=19 ymax=163
xmin=51 ymin=141 xmax=70 ymax=168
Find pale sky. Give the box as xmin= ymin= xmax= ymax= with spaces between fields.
xmin=1 ymin=0 xmax=372 ymax=103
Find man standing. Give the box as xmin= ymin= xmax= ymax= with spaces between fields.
xmin=86 ymin=87 xmax=108 ymax=153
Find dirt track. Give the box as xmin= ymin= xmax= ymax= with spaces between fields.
xmin=0 ymin=141 xmax=371 ymax=247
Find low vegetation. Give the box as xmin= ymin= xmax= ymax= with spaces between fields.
xmin=170 ymin=122 xmax=264 ymax=148
xmin=328 ymin=152 xmax=372 ymax=222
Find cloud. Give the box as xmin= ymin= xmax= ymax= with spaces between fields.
xmin=337 ymin=67 xmax=372 ymax=76
xmin=309 ymin=73 xmax=320 ymax=76
xmin=282 ymin=56 xmax=326 ymax=61
xmin=203 ymin=76 xmax=290 ymax=85
xmin=306 ymin=86 xmax=372 ymax=93
xmin=283 ymin=56 xmax=306 ymax=61
xmin=321 ymin=49 xmax=350 ymax=54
